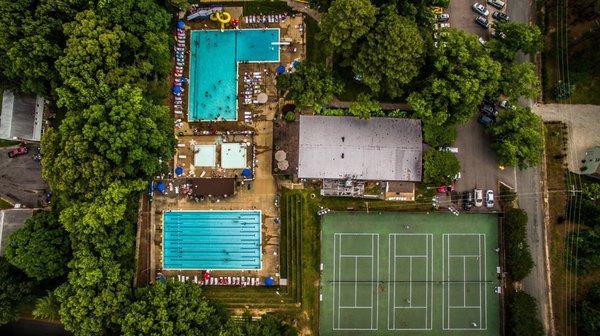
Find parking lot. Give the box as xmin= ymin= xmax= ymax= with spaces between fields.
xmin=0 ymin=145 xmax=48 ymax=207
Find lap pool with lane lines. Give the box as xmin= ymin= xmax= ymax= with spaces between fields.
xmin=163 ymin=210 xmax=262 ymax=270
xmin=188 ymin=29 xmax=280 ymax=121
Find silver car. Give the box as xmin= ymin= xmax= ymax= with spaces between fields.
xmin=472 ymin=2 xmax=490 ymax=16
xmin=486 ymin=190 xmax=494 ymax=208
xmin=474 ymin=189 xmax=484 ymax=207
xmin=487 ymin=0 xmax=505 ymax=10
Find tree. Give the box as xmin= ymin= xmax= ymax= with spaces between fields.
xmin=276 ymin=63 xmax=343 ymax=109
xmin=423 ymin=122 xmax=457 ymax=148
xmin=319 ymin=0 xmax=377 ymax=57
xmin=566 ymin=230 xmax=600 ymax=274
xmin=121 ymin=281 xmax=227 ymax=336
xmin=0 ymin=257 xmax=34 ymax=325
xmin=226 ymin=311 xmax=298 ymax=336
xmin=505 ymin=290 xmax=545 ymax=336
xmin=409 ymin=29 xmax=501 ymax=126
xmin=42 ymin=85 xmax=174 ymax=201
xmin=579 ymin=282 xmax=600 ymax=336
xmin=488 ymin=21 xmax=543 ymax=61
xmin=504 ymin=208 xmax=535 ymax=281
xmin=489 ymin=106 xmax=544 ymax=169
xmin=4 ymin=211 xmax=71 ymax=281
xmin=352 ymin=6 xmax=425 ymax=98
xmin=347 ymin=93 xmax=382 ymax=119
xmin=33 ymin=291 xmax=61 ymax=321
xmin=499 ymin=62 xmax=540 ymax=99
xmin=423 ymin=149 xmax=460 ymax=186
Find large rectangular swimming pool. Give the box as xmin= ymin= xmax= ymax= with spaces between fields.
xmin=163 ymin=210 xmax=261 ymax=270
xmin=188 ymin=29 xmax=280 ymax=121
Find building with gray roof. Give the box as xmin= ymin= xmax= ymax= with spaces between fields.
xmin=0 ymin=90 xmax=44 ymax=142
xmin=0 ymin=208 xmax=35 ymax=256
xmin=297 ymin=115 xmax=422 ymax=182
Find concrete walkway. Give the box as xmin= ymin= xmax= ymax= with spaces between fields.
xmin=285 ymin=0 xmax=320 ymax=21
xmin=532 ymin=103 xmax=600 ymax=171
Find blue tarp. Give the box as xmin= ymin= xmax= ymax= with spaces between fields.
xmin=172 ymin=85 xmax=182 ymax=94
xmin=157 ymin=182 xmax=166 ymax=193
xmin=175 ymin=166 xmax=184 ymax=176
xmin=293 ymin=60 xmax=301 ymax=68
xmin=264 ymin=276 xmax=274 ymax=286
xmin=177 ymin=20 xmax=185 ymax=29
xmin=242 ymin=168 xmax=252 ymax=177
xmin=276 ymin=65 xmax=286 ymax=74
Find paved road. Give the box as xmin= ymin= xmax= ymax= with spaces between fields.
xmin=0 ymin=145 xmax=47 ymax=207
xmin=0 ymin=319 xmax=70 ymax=336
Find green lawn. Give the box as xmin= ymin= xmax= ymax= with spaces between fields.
xmin=320 ymin=212 xmax=501 ymax=335
xmin=0 ymin=198 xmax=13 ymax=209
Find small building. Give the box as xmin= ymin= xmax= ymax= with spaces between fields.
xmin=0 ymin=208 xmax=35 ymax=256
xmin=581 ymin=146 xmax=600 ymax=179
xmin=0 ymin=90 xmax=44 ymax=142
xmin=385 ymin=181 xmax=416 ymax=201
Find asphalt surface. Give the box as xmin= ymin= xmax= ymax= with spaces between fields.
xmin=449 ymin=0 xmax=551 ymax=332
xmin=0 ymin=145 xmax=48 ymax=207
xmin=0 ymin=319 xmax=70 ymax=336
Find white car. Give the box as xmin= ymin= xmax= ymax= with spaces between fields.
xmin=472 ymin=2 xmax=490 ymax=16
xmin=486 ymin=190 xmax=494 ymax=208
xmin=474 ymin=189 xmax=484 ymax=207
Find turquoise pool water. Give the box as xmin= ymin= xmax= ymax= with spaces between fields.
xmin=163 ymin=210 xmax=261 ymax=270
xmin=189 ymin=29 xmax=280 ymax=121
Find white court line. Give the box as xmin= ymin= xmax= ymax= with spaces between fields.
xmin=478 ymin=235 xmax=482 ymax=328
xmin=449 ymin=305 xmax=483 ymax=309
xmin=332 ymin=234 xmax=336 ymax=330
xmin=340 ymin=306 xmax=374 ymax=309
xmin=341 ymin=254 xmax=374 ymax=258
xmin=338 ymin=235 xmax=342 ymax=329
xmin=370 ymin=236 xmax=373 ymax=329
xmin=463 ymin=256 xmax=466 ymax=306
xmin=354 ymin=257 xmax=358 ymax=306
xmin=387 ymin=234 xmax=392 ymax=330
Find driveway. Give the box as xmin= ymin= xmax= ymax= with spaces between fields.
xmin=0 ymin=145 xmax=47 ymax=207
xmin=533 ymin=103 xmax=600 ymax=171
xmin=448 ymin=0 xmax=490 ymax=39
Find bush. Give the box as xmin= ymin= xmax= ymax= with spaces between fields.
xmin=284 ymin=111 xmax=296 ymax=122
xmin=505 ymin=290 xmax=545 ymax=336
xmin=504 ymin=208 xmax=535 ymax=281
xmin=499 ymin=184 xmax=517 ymax=204
xmin=553 ymin=81 xmax=575 ymax=100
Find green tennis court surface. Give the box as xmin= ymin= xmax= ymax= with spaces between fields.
xmin=320 ymin=212 xmax=501 ymax=335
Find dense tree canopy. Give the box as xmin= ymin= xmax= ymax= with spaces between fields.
xmin=505 ymin=290 xmax=545 ymax=336
xmin=409 ymin=29 xmax=501 ymax=126
xmin=499 ymin=62 xmax=541 ymax=99
xmin=579 ymin=282 xmax=600 ymax=336
xmin=0 ymin=258 xmax=35 ymax=325
xmin=488 ymin=21 xmax=543 ymax=61
xmin=277 ymin=63 xmax=343 ymax=109
xmin=504 ymin=208 xmax=534 ymax=281
xmin=42 ymin=85 xmax=174 ymax=201
xmin=423 ymin=122 xmax=457 ymax=148
xmin=423 ymin=149 xmax=460 ymax=186
xmin=4 ymin=211 xmax=71 ymax=281
xmin=347 ymin=93 xmax=382 ymax=119
xmin=489 ymin=106 xmax=544 ymax=169
xmin=319 ymin=0 xmax=377 ymax=57
xmin=352 ymin=6 xmax=425 ymax=98
xmin=566 ymin=229 xmax=600 ymax=275
xmin=227 ymin=312 xmax=298 ymax=336
xmin=122 ymin=281 xmax=227 ymax=336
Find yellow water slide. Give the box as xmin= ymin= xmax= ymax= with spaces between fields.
xmin=210 ymin=11 xmax=231 ymax=32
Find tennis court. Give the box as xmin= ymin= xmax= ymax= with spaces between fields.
xmin=320 ymin=212 xmax=500 ymax=335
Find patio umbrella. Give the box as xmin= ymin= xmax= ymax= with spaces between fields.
xmin=277 ymin=160 xmax=289 ymax=170
xmin=172 ymin=85 xmax=182 ymax=94
xmin=293 ymin=60 xmax=301 ymax=68
xmin=257 ymin=92 xmax=268 ymax=104
xmin=241 ymin=168 xmax=252 ymax=178
xmin=156 ymin=182 xmax=166 ymax=193
xmin=274 ymin=150 xmax=286 ymax=162
xmin=276 ymin=65 xmax=286 ymax=74
xmin=177 ymin=20 xmax=185 ymax=29
xmin=175 ymin=166 xmax=184 ymax=176
xmin=264 ymin=276 xmax=275 ymax=286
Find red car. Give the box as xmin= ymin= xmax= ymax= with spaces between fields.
xmin=437 ymin=185 xmax=455 ymax=193
xmin=8 ymin=146 xmax=28 ymax=158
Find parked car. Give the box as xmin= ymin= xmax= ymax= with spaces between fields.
xmin=499 ymin=100 xmax=516 ymax=109
xmin=479 ymin=36 xmax=487 ymax=46
xmin=463 ymin=191 xmax=474 ymax=211
xmin=487 ymin=0 xmax=505 ymax=10
xmin=472 ymin=2 xmax=490 ymax=16
xmin=440 ymin=147 xmax=459 ymax=153
xmin=474 ymin=189 xmax=484 ymax=207
xmin=486 ymin=190 xmax=495 ymax=208
xmin=478 ymin=114 xmax=494 ymax=126
xmin=437 ymin=13 xmax=450 ymax=22
xmin=7 ymin=146 xmax=28 ymax=158
xmin=475 ymin=15 xmax=489 ymax=28
xmin=492 ymin=11 xmax=509 ymax=21
xmin=480 ymin=103 xmax=498 ymax=117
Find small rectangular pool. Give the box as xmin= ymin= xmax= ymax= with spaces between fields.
xmin=163 ymin=210 xmax=261 ymax=270
xmin=188 ymin=29 xmax=280 ymax=121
